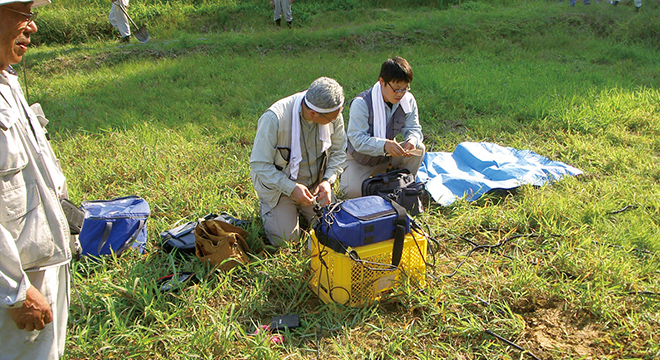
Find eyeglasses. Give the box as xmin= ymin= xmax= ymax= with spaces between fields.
xmin=387 ymin=82 xmax=411 ymax=94
xmin=3 ymin=7 xmax=38 ymax=24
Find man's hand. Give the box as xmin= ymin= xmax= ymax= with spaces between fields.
xmin=7 ymin=285 xmax=52 ymax=332
xmin=312 ymin=180 xmax=332 ymax=207
xmin=402 ymin=141 xmax=416 ymax=153
xmin=291 ymin=183 xmax=315 ymax=206
xmin=384 ymin=139 xmax=409 ymax=157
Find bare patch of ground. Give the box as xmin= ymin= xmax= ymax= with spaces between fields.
xmin=521 ymin=306 xmax=608 ymax=359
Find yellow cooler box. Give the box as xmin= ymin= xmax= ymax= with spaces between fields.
xmin=309 ymin=229 xmax=427 ymax=307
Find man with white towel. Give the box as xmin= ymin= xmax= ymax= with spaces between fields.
xmin=250 ymin=77 xmax=347 ymax=246
xmin=340 ymin=57 xmax=425 ymax=199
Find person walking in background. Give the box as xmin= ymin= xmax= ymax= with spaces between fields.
xmin=250 ymin=77 xmax=346 ymax=246
xmin=271 ymin=0 xmax=293 ymax=28
xmin=340 ymin=57 xmax=425 ymax=199
xmin=0 ymin=0 xmax=78 ymax=358
xmin=109 ymin=0 xmax=131 ymax=43
xmin=613 ymin=0 xmax=642 ymax=12
xmin=570 ymin=0 xmax=591 ymax=5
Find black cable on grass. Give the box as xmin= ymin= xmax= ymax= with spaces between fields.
xmin=459 ymin=235 xmax=480 ymax=247
xmin=592 ymin=241 xmax=655 ymax=256
xmin=442 ymin=233 xmax=542 ymax=278
xmin=471 ymin=292 xmax=507 ymax=317
xmin=460 ymin=234 xmax=515 ymax=260
xmin=484 ymin=329 xmax=541 ymax=360
xmin=410 ymin=218 xmax=442 ymax=271
xmin=608 ymin=205 xmax=638 ymax=214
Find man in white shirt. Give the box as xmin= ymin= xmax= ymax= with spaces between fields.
xmin=0 ymin=1 xmax=76 ymax=358
xmin=340 ymin=57 xmax=425 ymax=199
xmin=250 ymin=77 xmax=346 ymax=246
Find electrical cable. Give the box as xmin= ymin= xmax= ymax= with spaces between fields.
xmin=410 ymin=218 xmax=440 ymax=269
xmin=442 ymin=233 xmax=541 ymax=278
xmin=484 ymin=329 xmax=541 ymax=360
xmin=592 ymin=241 xmax=655 ymax=256
xmin=608 ymin=205 xmax=638 ymax=214
xmin=68 ymin=263 xmax=87 ymax=324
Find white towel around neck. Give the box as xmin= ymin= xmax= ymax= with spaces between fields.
xmin=371 ymin=81 xmax=413 ymax=139
xmin=289 ymin=91 xmax=332 ymax=180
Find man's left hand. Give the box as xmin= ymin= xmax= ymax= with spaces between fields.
xmin=402 ymin=141 xmax=416 ymax=156
xmin=312 ymin=180 xmax=332 ymax=206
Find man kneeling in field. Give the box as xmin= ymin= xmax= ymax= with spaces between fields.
xmin=250 ymin=77 xmax=347 ymax=246
xmin=340 ymin=57 xmax=425 ymax=199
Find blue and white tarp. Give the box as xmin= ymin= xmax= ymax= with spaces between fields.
xmin=417 ymin=142 xmax=583 ymax=206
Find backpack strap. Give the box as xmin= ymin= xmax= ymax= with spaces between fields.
xmin=116 ymin=219 xmax=147 ymax=256
xmin=314 ymin=224 xmax=347 ymax=254
xmin=96 ymin=221 xmax=114 ymax=255
xmin=97 ymin=219 xmax=147 ymax=256
xmin=389 ymin=200 xmax=407 ymax=267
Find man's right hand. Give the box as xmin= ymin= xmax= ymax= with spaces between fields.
xmin=7 ymin=285 xmax=53 ymax=332
xmin=291 ymin=183 xmax=315 ymax=206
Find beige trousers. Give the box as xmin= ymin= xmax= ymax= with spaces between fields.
xmin=109 ymin=0 xmax=131 ymax=37
xmin=260 ymin=195 xmax=318 ymax=246
xmin=340 ymin=142 xmax=426 ymax=199
xmin=0 ymin=265 xmax=69 ymax=360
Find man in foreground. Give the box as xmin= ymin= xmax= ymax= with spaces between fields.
xmin=250 ymin=77 xmax=346 ymax=246
xmin=0 ymin=1 xmax=76 ymax=358
xmin=340 ymin=57 xmax=425 ymax=199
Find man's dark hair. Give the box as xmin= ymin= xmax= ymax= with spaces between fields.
xmin=379 ymin=57 xmax=413 ymax=84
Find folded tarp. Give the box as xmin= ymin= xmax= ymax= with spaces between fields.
xmin=417 ymin=142 xmax=583 ymax=206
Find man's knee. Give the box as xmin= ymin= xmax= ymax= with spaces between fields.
xmin=340 ymin=180 xmax=362 ymax=199
xmin=261 ymin=203 xmax=300 ymax=246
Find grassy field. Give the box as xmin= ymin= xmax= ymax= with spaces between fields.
xmin=15 ymin=0 xmax=660 ymax=358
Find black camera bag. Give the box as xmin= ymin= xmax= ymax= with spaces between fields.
xmin=361 ymin=168 xmax=425 ymax=216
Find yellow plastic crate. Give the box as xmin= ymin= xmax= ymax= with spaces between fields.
xmin=308 ymin=229 xmax=427 ymax=307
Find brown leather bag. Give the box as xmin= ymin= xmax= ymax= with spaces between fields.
xmin=194 ymin=219 xmax=250 ymax=271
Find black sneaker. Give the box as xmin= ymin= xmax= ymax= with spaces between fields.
xmin=613 ymin=0 xmax=618 ymax=5
xmin=120 ymin=36 xmax=130 ymax=44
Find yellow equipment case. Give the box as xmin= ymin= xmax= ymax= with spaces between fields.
xmin=309 ymin=229 xmax=427 ymax=307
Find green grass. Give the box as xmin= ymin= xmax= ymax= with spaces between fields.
xmin=14 ymin=0 xmax=660 ymax=358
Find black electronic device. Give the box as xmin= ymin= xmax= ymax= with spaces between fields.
xmin=157 ymin=272 xmax=197 ymax=293
xmin=269 ymin=314 xmax=300 ymax=330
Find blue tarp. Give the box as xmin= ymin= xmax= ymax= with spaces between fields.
xmin=417 ymin=142 xmax=583 ymax=206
